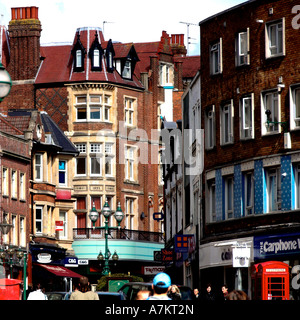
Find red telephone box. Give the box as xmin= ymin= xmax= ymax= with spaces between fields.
xmin=252 ymin=261 xmax=289 ymax=300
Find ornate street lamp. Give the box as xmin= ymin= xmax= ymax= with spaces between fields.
xmin=0 ymin=62 xmax=12 ymax=102
xmin=89 ymin=199 xmax=124 ymax=275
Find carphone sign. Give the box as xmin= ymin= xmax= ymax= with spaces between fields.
xmin=254 ymin=232 xmax=300 ymax=260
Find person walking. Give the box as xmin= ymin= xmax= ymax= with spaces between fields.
xmin=27 ymin=283 xmax=47 ymax=300
xmin=70 ymin=276 xmax=99 ymax=300
xmin=193 ymin=288 xmax=200 ymax=300
xmin=147 ymin=272 xmax=172 ymax=300
xmin=168 ymin=285 xmax=181 ymax=300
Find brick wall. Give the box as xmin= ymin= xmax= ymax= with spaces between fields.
xmin=201 ymin=0 xmax=300 ymax=170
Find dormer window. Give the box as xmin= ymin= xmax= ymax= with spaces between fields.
xmin=106 ymin=39 xmax=115 ymax=73
xmin=71 ymin=32 xmax=86 ymax=72
xmin=89 ymin=32 xmax=104 ymax=71
xmin=122 ymin=59 xmax=132 ymax=79
xmin=76 ymin=50 xmax=82 ymax=68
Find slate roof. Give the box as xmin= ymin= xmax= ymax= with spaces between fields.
xmin=4 ymin=110 xmax=78 ymax=155
xmin=40 ymin=111 xmax=78 ymax=155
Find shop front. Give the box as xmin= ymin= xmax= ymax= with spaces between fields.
xmin=254 ymin=231 xmax=300 ymax=300
xmin=199 ymin=237 xmax=253 ymax=297
xmin=30 ymin=243 xmax=82 ymax=292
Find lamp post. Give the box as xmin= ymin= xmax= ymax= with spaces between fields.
xmin=89 ymin=199 xmax=124 ymax=276
xmin=0 ymin=62 xmax=12 ymax=102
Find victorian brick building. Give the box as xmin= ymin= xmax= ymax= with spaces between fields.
xmin=199 ymin=0 xmax=300 ymax=299
xmin=0 ymin=5 xmax=198 ymax=287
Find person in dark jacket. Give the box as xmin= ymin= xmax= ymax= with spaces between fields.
xmin=167 ymin=285 xmax=181 ymax=300
xmin=201 ymin=283 xmax=216 ymax=301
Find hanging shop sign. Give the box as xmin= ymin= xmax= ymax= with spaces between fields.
xmin=254 ymin=232 xmax=300 ymax=261
xmin=175 ymin=234 xmax=195 ymax=253
xmin=232 ymin=247 xmax=251 ymax=268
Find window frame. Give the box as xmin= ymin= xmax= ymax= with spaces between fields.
xmin=265 ymin=18 xmax=285 ymax=59
xmin=210 ymin=38 xmax=222 ymax=75
xmin=261 ymin=90 xmax=280 ymax=135
xmin=35 ymin=205 xmax=43 ymax=235
xmin=243 ymin=171 xmax=254 ymax=216
xmin=224 ymin=175 xmax=234 ymax=219
xmin=2 ymin=167 xmax=8 ymax=196
xmin=75 ymin=143 xmax=87 ymax=176
xmin=266 ymin=167 xmax=281 ymax=212
xmin=59 ymin=160 xmax=67 ymax=186
xmin=290 ymin=84 xmax=300 ymax=130
xmin=240 ymin=94 xmax=254 ymax=140
xmin=205 ymin=105 xmax=215 ymax=149
xmin=220 ymin=100 xmax=234 ymax=145
xmin=236 ymin=28 xmax=250 ymax=66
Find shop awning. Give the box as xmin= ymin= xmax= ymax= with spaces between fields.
xmin=39 ymin=264 xmax=82 ymax=278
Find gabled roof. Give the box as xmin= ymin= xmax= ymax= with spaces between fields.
xmin=4 ymin=109 xmax=78 ymax=155
xmin=40 ymin=111 xmax=78 ymax=155
xmin=35 ymin=27 xmax=143 ymax=89
xmin=175 ymin=55 xmax=200 ymax=79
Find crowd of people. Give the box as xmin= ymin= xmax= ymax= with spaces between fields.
xmin=26 ymin=272 xmax=248 ymax=301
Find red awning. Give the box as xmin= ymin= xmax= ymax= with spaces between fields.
xmin=39 ymin=264 xmax=82 ymax=278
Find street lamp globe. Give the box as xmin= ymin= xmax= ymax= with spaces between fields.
xmin=0 ymin=62 xmax=12 ymax=102
xmin=89 ymin=203 xmax=99 ymax=224
xmin=114 ymin=202 xmax=124 ymax=225
xmin=101 ymin=199 xmax=112 ymax=219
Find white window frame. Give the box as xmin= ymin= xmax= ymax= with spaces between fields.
xmin=265 ymin=18 xmax=285 ymax=59
xmin=12 ymin=215 xmax=17 ymax=245
xmin=11 ymin=170 xmax=17 ymax=199
xmin=290 ymin=84 xmax=300 ymax=130
xmin=294 ymin=163 xmax=300 ymax=209
xmin=75 ymin=144 xmax=87 ymax=176
xmin=122 ymin=59 xmax=132 ymax=79
xmin=90 ymin=143 xmax=103 ymax=177
xmin=205 ymin=105 xmax=215 ymax=149
xmin=261 ymin=90 xmax=280 ymax=135
xmin=224 ymin=176 xmax=234 ymax=219
xmin=125 ymin=146 xmax=135 ymax=181
xmin=210 ymin=38 xmax=222 ymax=75
xmin=207 ymin=178 xmax=216 ymax=222
xmin=125 ymin=97 xmax=135 ymax=126
xmin=58 ymin=211 xmax=67 ymax=240
xmin=35 ymin=206 xmax=43 ymax=235
xmin=20 ymin=217 xmax=26 ymax=247
xmin=2 ymin=167 xmax=8 ymax=196
xmin=240 ymin=94 xmax=254 ymax=140
xmin=75 ymin=95 xmax=87 ymax=121
xmin=220 ymin=100 xmax=234 ymax=145
xmin=35 ymin=153 xmax=43 ymax=181
xmin=59 ymin=160 xmax=67 ymax=186
xmin=20 ymin=172 xmax=25 ymax=200
xmin=76 ymin=50 xmax=82 ymax=68
xmin=266 ymin=167 xmax=281 ymax=212
xmin=243 ymin=171 xmax=254 ymax=215
xmin=104 ymin=95 xmax=111 ymax=122
xmin=89 ymin=95 xmax=102 ymax=121
xmin=104 ymin=143 xmax=114 ymax=177
xmin=93 ymin=49 xmax=100 ymax=68
xmin=125 ymin=197 xmax=135 ymax=230
xmin=236 ymin=29 xmax=250 ymax=66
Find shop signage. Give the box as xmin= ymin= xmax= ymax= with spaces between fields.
xmin=232 ymin=247 xmax=251 ymax=268
xmin=143 ymin=266 xmax=165 ymax=275
xmin=55 ymin=221 xmax=64 ymax=231
xmin=37 ymin=253 xmax=52 ymax=264
xmin=64 ymin=257 xmax=78 ymax=267
xmin=175 ymin=234 xmax=195 ymax=253
xmin=254 ymin=232 xmax=300 ymax=260
xmin=161 ymin=249 xmax=174 ymax=262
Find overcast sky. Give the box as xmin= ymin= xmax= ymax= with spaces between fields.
xmin=0 ymin=0 xmax=245 ymax=56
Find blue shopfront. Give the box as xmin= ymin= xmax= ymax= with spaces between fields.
xmin=254 ymin=232 xmax=300 ymax=300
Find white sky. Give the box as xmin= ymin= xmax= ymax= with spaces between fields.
xmin=0 ymin=0 xmax=245 ymax=56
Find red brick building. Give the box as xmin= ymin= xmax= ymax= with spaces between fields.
xmin=200 ymin=0 xmax=300 ymax=299
xmin=0 ymin=5 xmax=199 ymax=287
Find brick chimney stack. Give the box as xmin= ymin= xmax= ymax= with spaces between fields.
xmin=170 ymin=34 xmax=187 ymax=57
xmin=7 ymin=7 xmax=42 ymax=80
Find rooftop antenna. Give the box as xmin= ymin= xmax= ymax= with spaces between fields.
xmin=179 ymin=21 xmax=198 ymax=55
xmin=102 ymin=21 xmax=114 ymax=37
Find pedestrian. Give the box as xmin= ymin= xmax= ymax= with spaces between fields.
xmin=193 ymin=288 xmax=200 ymax=300
xmin=70 ymin=276 xmax=99 ymax=300
xmin=168 ymin=285 xmax=181 ymax=300
xmin=27 ymin=283 xmax=48 ymax=300
xmin=147 ymin=272 xmax=172 ymax=300
xmin=221 ymin=284 xmax=229 ymax=301
xmin=201 ymin=283 xmax=216 ymax=301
